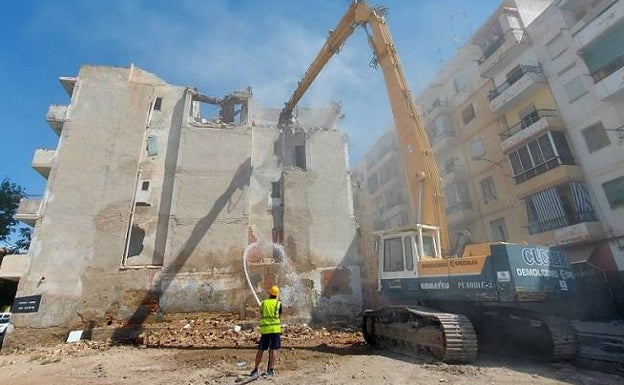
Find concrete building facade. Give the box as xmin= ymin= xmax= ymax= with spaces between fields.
xmin=3 ymin=65 xmax=362 ymax=345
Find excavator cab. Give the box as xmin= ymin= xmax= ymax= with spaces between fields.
xmin=375 ymin=224 xmax=442 ymax=283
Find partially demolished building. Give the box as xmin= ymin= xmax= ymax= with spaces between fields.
xmin=7 ymin=65 xmax=361 ymax=345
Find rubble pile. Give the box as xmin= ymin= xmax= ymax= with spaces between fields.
xmin=137 ymin=314 xmax=362 ymax=349
xmin=22 ymin=340 xmax=113 ymax=364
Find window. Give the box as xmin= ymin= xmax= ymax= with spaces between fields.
xmin=444 ymin=181 xmax=472 ymax=213
xmin=489 ymin=218 xmax=508 ymax=241
xmin=383 ymin=237 xmax=404 ymax=272
xmin=580 ymin=20 xmax=624 ymax=82
xmin=603 ymin=176 xmax=624 ymax=209
xmin=404 ymin=236 xmax=414 ymax=271
xmin=294 ymin=145 xmax=306 ymax=170
xmin=480 ymin=177 xmax=497 ymax=202
xmin=271 ymin=182 xmax=281 ymax=198
xmin=518 ymin=104 xmax=538 ymax=129
xmin=508 ymin=132 xmax=575 ymax=183
xmin=546 ymin=32 xmax=568 ymax=59
xmin=506 ymin=65 xmax=525 ymax=85
xmin=153 ymin=97 xmax=163 ymax=111
xmin=141 ymin=181 xmax=150 ymax=191
xmin=470 ymin=138 xmax=485 ymax=159
xmin=461 ymin=104 xmax=475 ymax=125
xmin=564 ymin=76 xmax=587 ymax=102
xmin=146 ymin=135 xmax=159 ymax=156
xmin=582 ymin=122 xmax=611 ymax=153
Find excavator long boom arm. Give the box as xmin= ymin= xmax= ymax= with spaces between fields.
xmin=278 ymin=1 xmax=365 ymax=128
xmin=279 ymin=0 xmax=449 ymax=252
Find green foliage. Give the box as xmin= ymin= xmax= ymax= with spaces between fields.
xmin=0 ymin=178 xmax=30 ymax=252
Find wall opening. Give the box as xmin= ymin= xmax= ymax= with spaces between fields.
xmin=271 ymin=180 xmax=283 ymax=244
xmin=294 ymin=145 xmax=306 ymax=170
xmin=153 ymin=97 xmax=163 ymax=111
xmin=189 ymin=89 xmax=251 ymax=127
xmin=127 ymin=225 xmax=145 ymax=258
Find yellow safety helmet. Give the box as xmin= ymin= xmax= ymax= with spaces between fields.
xmin=269 ymin=285 xmax=280 ymax=296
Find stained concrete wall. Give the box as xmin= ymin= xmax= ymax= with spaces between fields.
xmin=8 ymin=65 xmax=361 ymax=346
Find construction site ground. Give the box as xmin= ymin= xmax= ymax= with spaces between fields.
xmin=1 ymin=314 xmax=623 ymax=385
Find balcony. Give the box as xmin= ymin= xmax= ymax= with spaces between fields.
xmin=515 ymin=165 xmax=584 ymax=200
xmin=529 ymin=216 xmax=604 ymax=247
xmin=31 ymin=148 xmax=57 ymax=179
xmin=489 ymin=66 xmax=545 ymax=113
xmin=46 ymin=105 xmax=68 ymax=135
xmin=528 ymin=211 xmax=597 ymax=235
xmin=15 ymin=198 xmax=42 ymax=226
xmin=59 ymin=76 xmax=77 ymax=97
xmin=0 ymin=254 xmax=30 ymax=282
xmin=429 ymin=129 xmax=459 ymax=151
xmin=572 ymin=0 xmax=622 ymax=48
xmin=478 ymin=28 xmax=528 ymax=78
xmin=553 ymin=221 xmax=605 ymax=245
xmin=425 ymin=99 xmax=450 ymax=118
xmin=592 ymin=53 xmax=624 ymax=101
xmin=500 ymin=110 xmax=563 ymax=153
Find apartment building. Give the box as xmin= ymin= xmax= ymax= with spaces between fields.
xmin=1 ymin=65 xmax=362 ymax=347
xmin=526 ymin=0 xmax=624 ymax=287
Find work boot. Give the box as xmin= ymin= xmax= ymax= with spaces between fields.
xmin=249 ymin=369 xmax=258 ymax=377
xmin=267 ymin=368 xmax=276 ymax=376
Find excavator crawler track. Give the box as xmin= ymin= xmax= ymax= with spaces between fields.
xmin=363 ymin=306 xmax=478 ymax=363
xmin=542 ymin=316 xmax=579 ymax=361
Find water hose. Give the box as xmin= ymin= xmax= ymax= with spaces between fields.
xmin=243 ymin=243 xmax=261 ymax=307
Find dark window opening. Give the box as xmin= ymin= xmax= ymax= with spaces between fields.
xmin=489 ymin=218 xmax=508 ymax=242
xmin=294 ymin=145 xmax=306 ymax=170
xmin=461 ymin=104 xmax=475 ymax=125
xmin=127 ymin=225 xmax=145 ymax=258
xmin=141 ymin=181 xmax=150 ymax=191
xmin=480 ymin=177 xmax=497 ymax=202
xmin=603 ymin=176 xmax=624 ymax=209
xmin=582 ymin=122 xmax=611 ymax=153
xmin=153 ymin=97 xmax=163 ymax=111
xmin=271 ymin=182 xmax=281 ymax=198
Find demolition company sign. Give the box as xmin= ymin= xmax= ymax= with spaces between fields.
xmin=521 ymin=247 xmax=567 ymax=267
xmin=517 ymin=247 xmax=571 ymax=279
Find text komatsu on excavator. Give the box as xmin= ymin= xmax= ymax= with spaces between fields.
xmin=278 ymin=1 xmax=578 ymax=363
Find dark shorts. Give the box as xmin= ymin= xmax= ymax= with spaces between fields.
xmin=258 ymin=333 xmax=281 ymax=351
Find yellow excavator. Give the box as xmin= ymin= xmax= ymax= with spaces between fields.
xmin=279 ymin=1 xmax=578 ymax=363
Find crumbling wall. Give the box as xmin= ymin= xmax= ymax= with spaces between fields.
xmin=8 ymin=66 xmax=363 ymax=350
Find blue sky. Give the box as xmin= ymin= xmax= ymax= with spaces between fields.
xmin=2 ymin=0 xmax=502 ymax=198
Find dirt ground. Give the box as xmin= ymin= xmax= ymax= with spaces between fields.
xmin=1 ymin=339 xmax=622 ymax=385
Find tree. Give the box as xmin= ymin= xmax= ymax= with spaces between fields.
xmin=0 ymin=178 xmax=31 ymax=253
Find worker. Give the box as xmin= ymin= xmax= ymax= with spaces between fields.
xmin=250 ymin=285 xmax=282 ymax=377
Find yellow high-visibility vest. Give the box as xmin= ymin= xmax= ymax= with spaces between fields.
xmin=259 ymin=298 xmax=281 ymax=334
